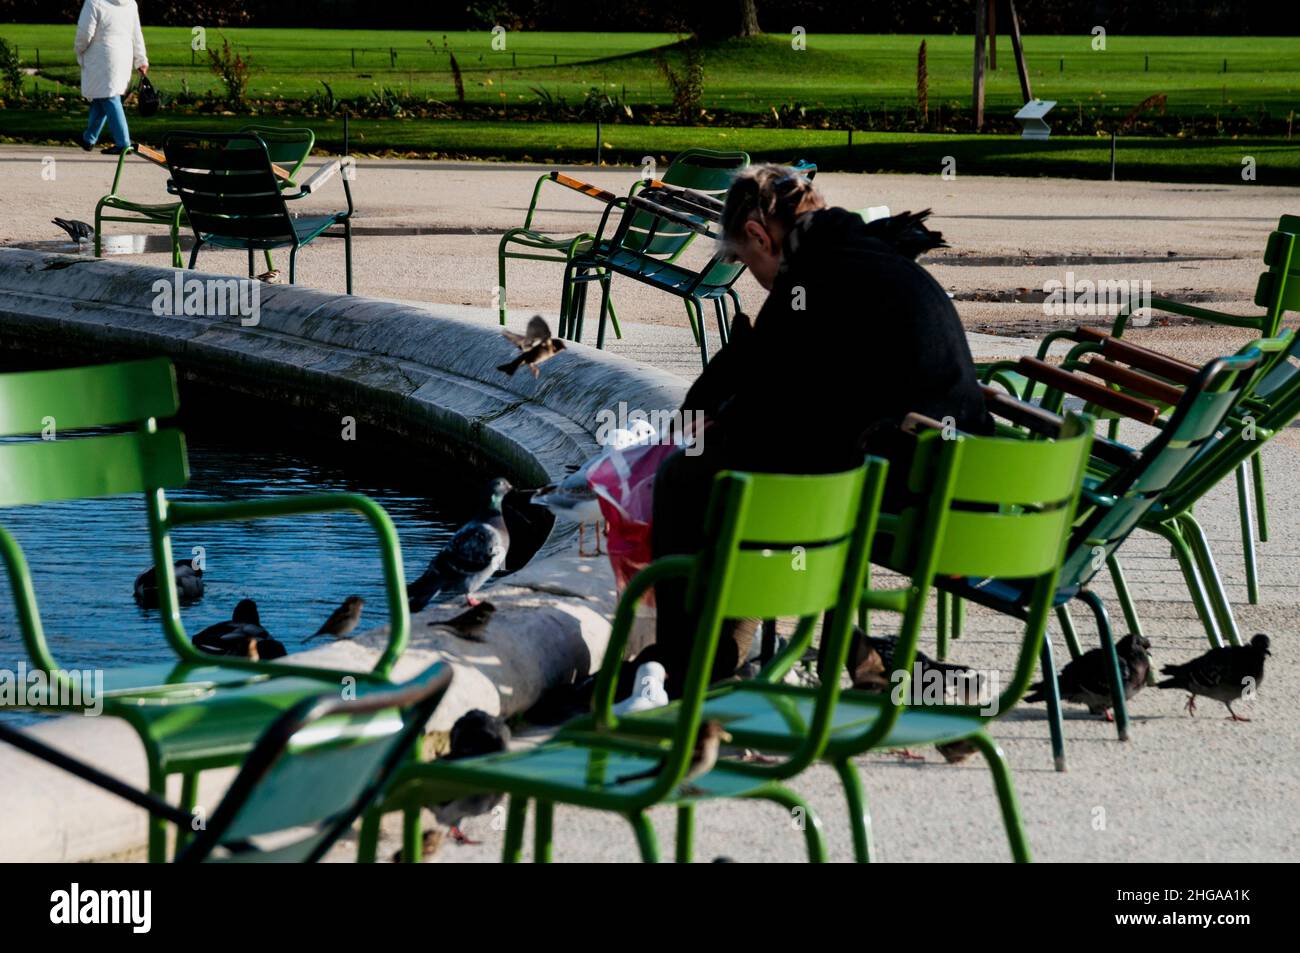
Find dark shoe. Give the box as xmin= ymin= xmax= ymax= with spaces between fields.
xmin=100 ymin=145 xmax=128 ymax=156
xmin=77 ymin=134 xmax=93 ymax=152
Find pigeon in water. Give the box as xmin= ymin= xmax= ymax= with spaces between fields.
xmin=612 ymin=661 xmax=670 ymax=716
xmin=304 ymin=595 xmax=364 ymax=642
xmin=52 ymin=218 xmax=94 ymax=243
xmin=531 ymin=419 xmax=658 ymax=557
xmin=407 ymin=478 xmax=511 ymax=611
xmin=497 ymin=316 xmax=566 ymax=378
xmin=1156 ymin=634 xmax=1270 ymax=721
xmin=616 ymin=719 xmax=731 ymax=796
xmin=134 ymin=559 xmax=204 ymax=608
xmin=192 ymin=599 xmax=286 ymax=660
xmin=429 ymin=601 xmax=495 ymax=641
xmin=1024 ymin=634 xmax=1152 ymax=720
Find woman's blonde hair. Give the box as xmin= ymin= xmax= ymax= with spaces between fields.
xmin=720 ymin=163 xmax=825 ymax=256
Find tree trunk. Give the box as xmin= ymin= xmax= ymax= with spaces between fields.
xmin=738 ymin=0 xmax=761 ymax=37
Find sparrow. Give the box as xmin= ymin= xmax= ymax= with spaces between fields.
xmin=1156 ymin=634 xmax=1270 ymax=721
xmin=1024 ymin=634 xmax=1152 ymax=720
xmin=612 ymin=661 xmax=669 ymax=716
xmin=134 ymin=558 xmax=204 ymax=608
xmin=407 ymin=478 xmax=511 ymax=611
xmin=616 ymin=719 xmax=731 ymax=796
xmin=304 ymin=595 xmax=365 ymax=641
xmin=51 ymin=217 xmax=94 ymax=243
xmin=192 ymin=599 xmax=286 ymax=660
xmin=497 ymin=316 xmax=566 ymax=378
xmin=255 ymin=269 xmax=281 ymax=284
xmin=501 ymin=315 xmax=552 ymax=351
xmin=429 ymin=601 xmax=495 ymax=641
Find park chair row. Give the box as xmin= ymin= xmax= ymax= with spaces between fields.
xmin=364 ymin=406 xmax=1097 ymax=863
xmin=0 ymin=358 xmax=408 ymax=861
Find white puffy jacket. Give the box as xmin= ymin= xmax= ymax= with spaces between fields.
xmin=75 ymin=0 xmax=148 ymax=101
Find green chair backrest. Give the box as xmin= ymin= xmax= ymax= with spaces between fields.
xmin=1252 ymin=217 xmax=1299 ymax=334
xmin=1060 ymin=349 xmax=1260 ymax=582
xmin=620 ymin=148 xmax=748 ymax=259
xmin=236 ymin=125 xmax=315 ymax=184
xmin=163 ymin=132 xmax=297 ymax=245
xmin=0 ymin=359 xmax=188 ymax=674
xmin=596 ymin=459 xmax=887 ymax=795
xmin=878 ymin=418 xmax=1094 ymax=722
xmin=179 ymin=662 xmax=452 ymax=862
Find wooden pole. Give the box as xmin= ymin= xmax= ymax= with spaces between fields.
xmin=1008 ymin=0 xmax=1033 ymax=103
xmin=973 ymin=0 xmax=987 ymax=130
xmin=988 ymin=0 xmax=997 ymax=70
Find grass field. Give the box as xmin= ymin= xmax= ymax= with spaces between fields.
xmin=4 ymin=26 xmax=1300 ymax=118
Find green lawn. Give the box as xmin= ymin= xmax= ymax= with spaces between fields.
xmin=4 ymin=26 xmax=1299 ymax=117
xmin=5 ymin=109 xmax=1296 ymax=185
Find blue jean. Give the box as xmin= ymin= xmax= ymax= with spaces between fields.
xmin=84 ymin=96 xmax=130 ymax=149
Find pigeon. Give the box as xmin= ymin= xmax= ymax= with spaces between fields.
xmin=1156 ymin=634 xmax=1270 ymax=721
xmin=434 ymin=710 xmax=511 ymax=844
xmin=612 ymin=661 xmax=670 ymax=716
xmin=304 ymin=595 xmax=364 ymax=641
xmin=134 ymin=558 xmax=204 ymax=608
xmin=497 ymin=316 xmax=566 ymax=378
xmin=407 ymin=478 xmax=511 ymax=611
xmin=1024 ymin=634 xmax=1152 ymax=719
xmin=429 ymin=601 xmax=495 ymax=641
xmin=192 ymin=599 xmax=286 ymax=660
xmin=501 ymin=315 xmax=552 ymax=351
xmin=850 ymin=632 xmax=985 ymax=702
xmin=531 ymin=419 xmax=658 ymax=557
xmin=51 ymin=218 xmax=94 ymax=243
xmin=616 ymin=719 xmax=731 ymax=796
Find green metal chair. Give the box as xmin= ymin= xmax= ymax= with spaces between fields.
xmin=496 ymin=149 xmax=750 ymax=340
xmin=563 ymin=151 xmax=760 ymax=367
xmin=365 ymin=459 xmax=888 ymax=863
xmin=94 ymin=127 xmax=315 ymax=272
xmin=616 ymin=416 xmax=1093 ymax=862
xmin=0 ymin=662 xmax=451 ymax=863
xmin=0 ymin=358 xmax=410 ymax=861
xmin=163 ymin=131 xmax=354 ymax=293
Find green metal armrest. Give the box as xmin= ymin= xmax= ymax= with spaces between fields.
xmin=521 ymin=171 xmax=621 ymax=230
xmin=1113 ymin=294 xmax=1268 ymax=337
xmin=163 ymin=493 xmax=408 ymax=678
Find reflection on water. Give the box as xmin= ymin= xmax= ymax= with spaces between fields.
xmin=0 ymin=429 xmax=474 ymax=722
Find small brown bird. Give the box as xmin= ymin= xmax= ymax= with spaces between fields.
xmin=304 ymin=595 xmax=365 ymax=641
xmin=616 ymin=719 xmax=731 ymax=795
xmin=498 ymin=316 xmax=566 ymax=378
xmin=429 ymin=601 xmax=496 ymax=640
xmin=255 ymin=269 xmax=281 ymax=284
xmin=501 ymin=315 xmax=551 ymax=350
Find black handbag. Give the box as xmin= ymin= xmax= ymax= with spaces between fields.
xmin=136 ymin=74 xmax=160 ymax=117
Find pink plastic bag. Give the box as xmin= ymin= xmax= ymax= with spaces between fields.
xmin=588 ymin=438 xmax=679 ymax=598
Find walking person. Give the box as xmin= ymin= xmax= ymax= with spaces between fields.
xmin=74 ymin=0 xmax=148 ymax=155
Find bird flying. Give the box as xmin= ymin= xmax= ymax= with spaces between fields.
xmin=498 ymin=316 xmax=566 ymax=378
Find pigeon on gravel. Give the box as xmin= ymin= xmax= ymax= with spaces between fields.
xmin=1156 ymin=634 xmax=1270 ymax=721
xmin=1024 ymin=633 xmax=1152 ymax=720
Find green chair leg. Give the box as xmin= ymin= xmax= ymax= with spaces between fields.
xmin=595 ymin=274 xmax=614 ymax=350
xmin=682 ymin=298 xmax=701 ymax=345
xmin=1106 ymin=554 xmax=1143 ymax=638
xmin=534 ymin=800 xmax=554 ymax=863
xmin=357 ymin=808 xmax=381 ymax=862
xmin=834 ymin=757 xmax=873 ymax=863
xmin=936 ymin=589 xmax=950 ymax=661
xmin=1251 ymin=451 xmax=1268 ymax=542
xmin=967 ymin=731 xmax=1032 ymax=863
xmin=1054 ymin=604 xmax=1084 ymax=659
xmin=174 ymin=771 xmax=198 ymax=855
xmin=497 ymin=240 xmax=510 ymax=325
xmin=502 ymin=796 xmax=527 ymax=863
xmin=746 ymin=785 xmax=827 ymax=864
xmin=675 ymin=804 xmax=694 ymax=863
xmin=1179 ymin=513 xmax=1243 ymax=647
xmin=147 ymin=763 xmax=168 ymax=863
xmin=1153 ymin=520 xmax=1225 ymax=648
xmin=606 ymin=292 xmax=623 ymax=340
xmin=1235 ymin=463 xmax=1260 ymax=605
xmin=952 ymin=594 xmax=965 ymax=641
xmin=628 ymin=812 xmax=660 ymax=863
xmin=1038 ymin=632 xmax=1067 ymax=772
xmin=343 ymin=221 xmax=354 ymax=295
xmin=401 ymin=806 xmax=422 ymax=862
xmin=1078 ymin=590 xmax=1129 ymax=742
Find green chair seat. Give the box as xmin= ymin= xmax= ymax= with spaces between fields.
xmin=98 ymin=196 xmax=185 ymax=219
xmin=97 ymin=661 xmax=272 ymax=699
xmin=615 ymin=682 xmax=987 ymax=752
xmin=200 ymin=212 xmax=349 ymax=251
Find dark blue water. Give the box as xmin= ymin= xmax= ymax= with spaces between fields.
xmin=0 ymin=430 xmax=476 ymax=718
